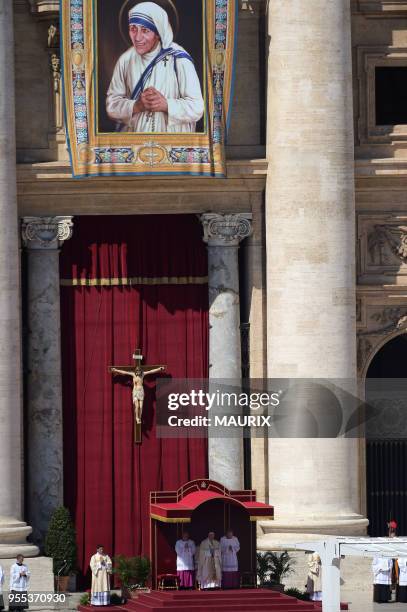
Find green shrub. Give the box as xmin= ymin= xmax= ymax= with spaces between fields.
xmin=285 ymin=587 xmax=310 ymax=601
xmin=45 ymin=506 xmax=77 ymax=576
xmin=134 ymin=556 xmax=151 ymax=588
xmin=256 ymin=551 xmax=295 ymax=585
xmin=113 ymin=555 xmax=151 ymax=589
xmin=79 ymin=593 xmax=90 ymax=606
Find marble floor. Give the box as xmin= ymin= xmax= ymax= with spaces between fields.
xmin=342 ymin=590 xmax=407 ymax=612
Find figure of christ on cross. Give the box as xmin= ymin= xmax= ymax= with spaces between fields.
xmin=109 ymin=350 xmax=165 ymax=442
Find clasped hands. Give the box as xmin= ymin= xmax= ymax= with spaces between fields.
xmin=133 ymin=87 xmax=168 ymax=114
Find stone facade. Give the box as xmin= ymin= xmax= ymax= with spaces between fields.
xmin=3 ymin=0 xmax=407 ymax=579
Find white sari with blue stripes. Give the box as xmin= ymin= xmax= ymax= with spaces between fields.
xmin=106 ymin=42 xmax=204 ymax=133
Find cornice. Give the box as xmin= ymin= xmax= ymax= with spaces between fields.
xmin=352 ymin=0 xmax=407 ymax=16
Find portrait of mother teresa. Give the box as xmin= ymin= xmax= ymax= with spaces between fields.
xmin=106 ymin=2 xmax=204 ymax=133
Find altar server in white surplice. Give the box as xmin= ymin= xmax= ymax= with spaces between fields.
xmin=220 ymin=530 xmax=240 ymax=589
xmin=90 ymin=545 xmax=113 ymax=606
xmin=372 ymin=556 xmax=392 ymax=603
xmin=9 ymin=555 xmax=30 ymax=611
xmin=175 ymin=531 xmax=196 ymax=589
xmin=106 ymin=2 xmax=204 ymax=133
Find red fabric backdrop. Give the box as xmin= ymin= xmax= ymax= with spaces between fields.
xmin=60 ymin=216 xmax=208 ymax=577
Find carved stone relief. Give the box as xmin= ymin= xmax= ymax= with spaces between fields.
xmin=358 ymin=215 xmax=407 ymax=282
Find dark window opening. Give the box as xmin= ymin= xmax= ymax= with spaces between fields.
xmin=366 ymin=335 xmax=407 ymax=537
xmin=375 ymin=66 xmax=407 ymax=125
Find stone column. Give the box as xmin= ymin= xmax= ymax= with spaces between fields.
xmin=0 ymin=1 xmax=38 ymax=558
xmin=22 ymin=217 xmax=73 ymax=545
xmin=201 ymin=213 xmax=252 ymax=490
xmin=260 ymin=0 xmax=368 ymax=542
xmin=240 ymin=196 xmax=268 ymax=502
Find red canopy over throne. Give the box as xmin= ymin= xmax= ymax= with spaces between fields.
xmin=150 ymin=479 xmax=274 ymax=588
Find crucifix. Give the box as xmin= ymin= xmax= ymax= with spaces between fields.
xmin=109 ymin=349 xmax=166 ymax=444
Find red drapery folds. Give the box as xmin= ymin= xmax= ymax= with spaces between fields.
xmin=60 ymin=215 xmax=208 ymax=577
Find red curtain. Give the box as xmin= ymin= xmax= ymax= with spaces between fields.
xmin=60 ymin=216 xmax=208 ymax=577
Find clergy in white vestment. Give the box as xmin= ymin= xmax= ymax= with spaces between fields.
xmin=306 ymin=553 xmax=322 ymax=601
xmin=9 ymin=555 xmax=30 ymax=611
xmin=220 ymin=530 xmax=240 ymax=589
xmin=175 ymin=531 xmax=196 ymax=589
xmin=90 ymin=545 xmax=113 ymax=606
xmin=106 ymin=2 xmax=204 ymax=133
xmin=0 ymin=564 xmax=4 ymax=611
xmin=372 ymin=556 xmax=392 ymax=603
xmin=197 ymin=532 xmax=222 ymax=590
xmin=397 ymin=558 xmax=407 ymax=602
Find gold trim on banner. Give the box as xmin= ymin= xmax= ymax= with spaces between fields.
xmin=60 ymin=276 xmax=209 ymax=287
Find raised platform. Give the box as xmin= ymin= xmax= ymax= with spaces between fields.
xmin=79 ymin=589 xmax=324 ymax=612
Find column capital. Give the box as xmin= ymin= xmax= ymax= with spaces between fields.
xmin=200 ymin=213 xmax=252 ymax=247
xmin=21 ymin=216 xmax=73 ymax=250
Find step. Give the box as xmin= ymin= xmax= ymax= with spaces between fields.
xmin=144 ymin=588 xmax=282 ymax=596
xmin=135 ymin=603 xmax=312 ymax=610
xmin=136 ymin=591 xmax=283 ymax=601
xmin=129 ymin=601 xmax=319 ymax=611
xmin=81 ymin=592 xmax=322 ymax=612
xmin=138 ymin=597 xmax=304 ymax=606
xmin=138 ymin=594 xmax=313 ymax=604
xmin=136 ymin=593 xmax=292 ymax=604
xmin=133 ymin=602 xmax=318 ymax=612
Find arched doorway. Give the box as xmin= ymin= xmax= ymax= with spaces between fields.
xmin=366 ymin=334 xmax=407 ymax=536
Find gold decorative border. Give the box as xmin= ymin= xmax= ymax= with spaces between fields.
xmin=150 ymin=513 xmax=191 ymax=523
xmin=60 ymin=276 xmax=209 ymax=286
xmin=61 ymin=0 xmax=236 ymax=177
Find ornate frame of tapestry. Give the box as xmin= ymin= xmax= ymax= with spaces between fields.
xmin=61 ymin=0 xmax=237 ymax=178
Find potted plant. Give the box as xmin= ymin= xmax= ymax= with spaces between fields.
xmin=256 ymin=551 xmax=295 ymax=592
xmin=79 ymin=593 xmax=90 ymax=606
xmin=45 ymin=506 xmax=77 ymax=592
xmin=257 ymin=552 xmax=272 ymax=586
xmin=113 ymin=555 xmax=151 ymax=599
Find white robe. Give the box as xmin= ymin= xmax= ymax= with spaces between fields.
xmin=197 ymin=539 xmax=222 ymax=589
xmin=175 ymin=539 xmax=196 ymax=571
xmin=0 ymin=566 xmax=4 ymax=593
xmin=306 ymin=554 xmax=322 ymax=600
xmin=90 ymin=554 xmax=112 ymax=594
xmin=398 ymin=558 xmax=407 ymax=586
xmin=372 ymin=557 xmax=392 ymax=585
xmin=220 ymin=536 xmax=240 ymax=572
xmin=106 ymin=44 xmax=204 ymax=133
xmin=9 ymin=564 xmax=30 ymax=592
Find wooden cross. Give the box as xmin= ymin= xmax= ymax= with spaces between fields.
xmin=109 ymin=349 xmax=166 ymax=444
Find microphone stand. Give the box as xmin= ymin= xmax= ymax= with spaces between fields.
xmin=56 ymin=560 xmax=68 ymax=594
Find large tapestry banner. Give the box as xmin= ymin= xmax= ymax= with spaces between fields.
xmin=61 ymin=0 xmax=237 ymax=178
